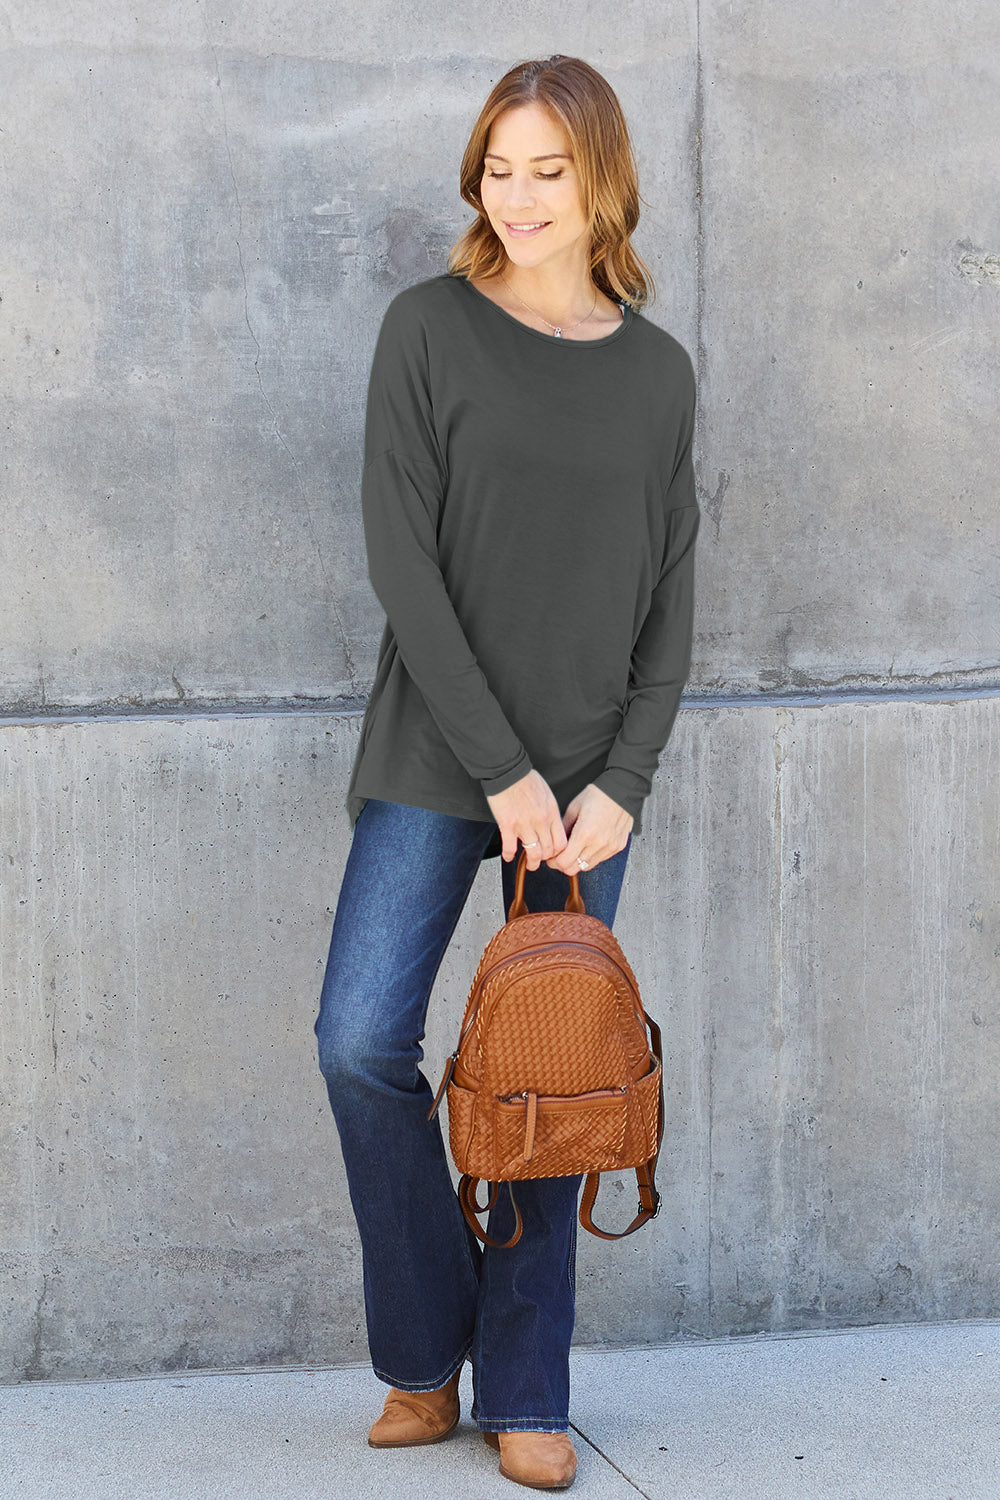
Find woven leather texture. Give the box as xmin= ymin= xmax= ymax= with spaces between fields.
xmin=446 ymin=907 xmax=660 ymax=1183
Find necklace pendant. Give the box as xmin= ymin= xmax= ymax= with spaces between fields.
xmin=554 ymin=327 xmax=562 ymax=338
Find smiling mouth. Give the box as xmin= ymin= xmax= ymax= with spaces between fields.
xmin=505 ymin=221 xmax=551 ymax=233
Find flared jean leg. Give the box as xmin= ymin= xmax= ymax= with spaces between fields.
xmin=314 ymin=796 xmax=495 ymax=1390
xmin=314 ymin=794 xmax=631 ymax=1423
xmin=470 ymin=840 xmax=631 ymax=1432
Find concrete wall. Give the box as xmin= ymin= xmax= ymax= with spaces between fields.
xmin=1 ymin=4 xmax=998 ymax=1380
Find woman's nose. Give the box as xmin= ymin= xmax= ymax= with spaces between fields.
xmin=506 ymin=175 xmax=536 ymax=208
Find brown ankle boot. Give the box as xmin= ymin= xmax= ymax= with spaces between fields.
xmin=367 ymin=1367 xmax=462 ymax=1448
xmin=483 ymin=1429 xmax=578 ymax=1489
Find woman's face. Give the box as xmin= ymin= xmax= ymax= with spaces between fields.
xmin=480 ymin=102 xmax=591 ymax=272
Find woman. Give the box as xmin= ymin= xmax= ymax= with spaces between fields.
xmin=315 ymin=54 xmax=699 ymax=1491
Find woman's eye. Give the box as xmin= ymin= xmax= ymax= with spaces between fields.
xmin=486 ymin=170 xmax=562 ymax=180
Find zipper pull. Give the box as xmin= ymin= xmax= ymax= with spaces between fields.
xmin=522 ymin=1091 xmax=537 ymax=1163
xmin=427 ymin=1052 xmax=457 ymax=1121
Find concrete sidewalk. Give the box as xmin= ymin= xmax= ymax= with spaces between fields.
xmin=1 ymin=1320 xmax=998 ymax=1500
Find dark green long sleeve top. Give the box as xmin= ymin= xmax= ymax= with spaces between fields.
xmin=345 ymin=271 xmax=700 ymax=860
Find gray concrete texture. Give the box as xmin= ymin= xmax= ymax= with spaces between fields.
xmin=2 ymin=4 xmax=996 ymax=710
xmin=1 ymin=2 xmax=999 ymax=1381
xmin=2 ymin=697 xmax=999 ymax=1379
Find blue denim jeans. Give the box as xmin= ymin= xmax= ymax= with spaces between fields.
xmin=313 ymin=796 xmax=631 ymax=1433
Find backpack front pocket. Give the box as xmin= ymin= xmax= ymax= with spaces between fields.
xmin=445 ymin=1080 xmax=481 ymax=1173
xmin=494 ymin=1086 xmax=629 ymax=1179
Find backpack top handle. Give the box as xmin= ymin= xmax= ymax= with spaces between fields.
xmin=508 ymin=844 xmax=587 ymax=919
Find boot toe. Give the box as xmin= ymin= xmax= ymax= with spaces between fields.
xmin=367 ymin=1369 xmax=462 ymax=1448
xmin=483 ymin=1429 xmax=577 ymax=1489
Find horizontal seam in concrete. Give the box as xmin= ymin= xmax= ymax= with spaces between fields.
xmin=4 ymin=1317 xmax=998 ymax=1390
xmin=3 ymin=1320 xmax=995 ymax=1386
xmin=0 ymin=681 xmax=998 ymax=729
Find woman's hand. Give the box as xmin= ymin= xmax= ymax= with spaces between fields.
xmin=485 ymin=770 xmax=568 ymax=869
xmin=486 ymin=775 xmax=633 ymax=873
xmin=544 ymin=784 xmax=633 ymax=875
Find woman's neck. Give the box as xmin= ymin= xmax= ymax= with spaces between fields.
xmin=499 ymin=255 xmax=599 ymax=324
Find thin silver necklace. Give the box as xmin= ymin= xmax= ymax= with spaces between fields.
xmin=498 ymin=273 xmax=599 ymax=338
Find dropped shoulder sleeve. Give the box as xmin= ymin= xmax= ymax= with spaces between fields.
xmin=361 ymin=293 xmax=533 ymax=796
xmin=590 ymin=370 xmax=700 ymax=822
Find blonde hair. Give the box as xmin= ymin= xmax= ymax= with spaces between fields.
xmin=447 ymin=55 xmax=655 ymax=309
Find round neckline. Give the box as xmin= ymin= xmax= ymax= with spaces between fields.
xmin=457 ymin=274 xmax=633 ymax=348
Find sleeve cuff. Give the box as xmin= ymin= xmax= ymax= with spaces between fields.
xmin=480 ymin=749 xmax=533 ymax=798
xmin=590 ymin=766 xmax=649 ymax=821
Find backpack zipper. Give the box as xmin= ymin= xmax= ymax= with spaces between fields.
xmin=480 ymin=939 xmax=635 ymax=996
xmin=497 ymin=1085 xmax=628 ymax=1104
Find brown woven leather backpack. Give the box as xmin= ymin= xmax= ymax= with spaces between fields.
xmin=428 ymin=846 xmax=664 ymax=1248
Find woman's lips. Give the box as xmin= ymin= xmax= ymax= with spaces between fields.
xmin=504 ymin=221 xmax=551 ymax=237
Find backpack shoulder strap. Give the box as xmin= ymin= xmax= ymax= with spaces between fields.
xmin=458 ymin=1176 xmax=524 ymax=1249
xmin=578 ymin=1161 xmax=660 ymax=1240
